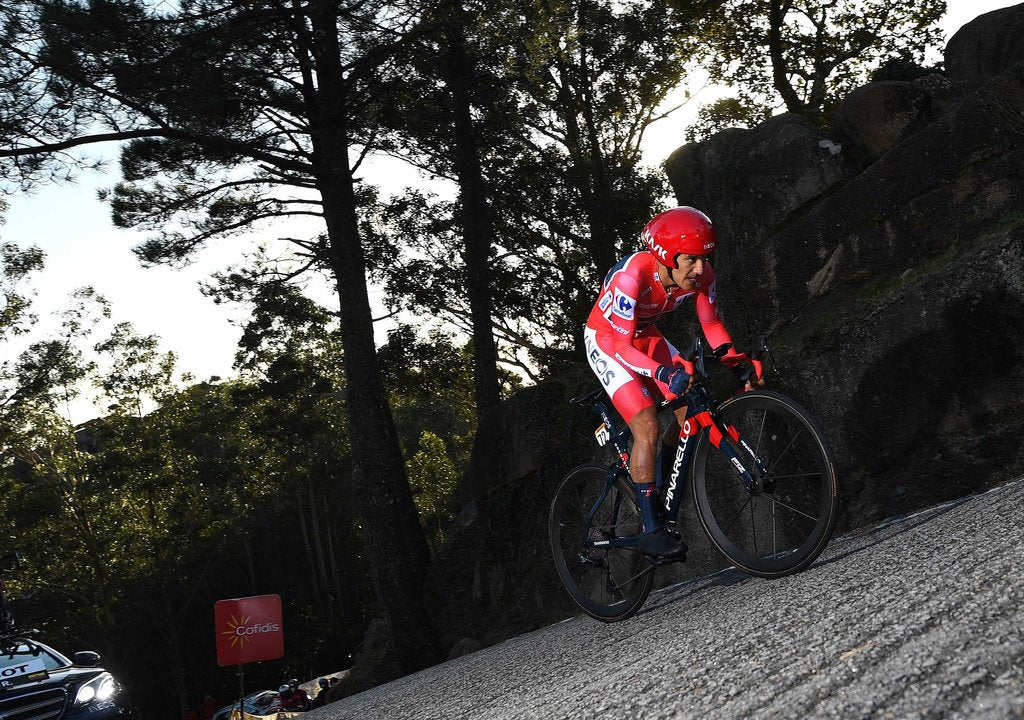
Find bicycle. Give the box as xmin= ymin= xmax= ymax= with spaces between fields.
xmin=549 ymin=338 xmax=838 ymax=622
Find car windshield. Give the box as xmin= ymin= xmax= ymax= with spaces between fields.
xmin=248 ymin=693 xmax=276 ymax=709
xmin=0 ymin=642 xmax=70 ymax=673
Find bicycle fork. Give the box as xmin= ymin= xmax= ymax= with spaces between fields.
xmin=661 ymin=411 xmax=770 ymax=527
xmin=709 ymin=412 xmax=770 ymax=494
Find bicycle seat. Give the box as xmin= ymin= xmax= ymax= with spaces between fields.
xmin=570 ymin=387 xmax=606 ymax=406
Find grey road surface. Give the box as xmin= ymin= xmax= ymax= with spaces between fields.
xmin=313 ymin=476 xmax=1024 ymax=719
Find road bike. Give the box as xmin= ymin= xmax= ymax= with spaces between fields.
xmin=549 ymin=338 xmax=838 ymax=621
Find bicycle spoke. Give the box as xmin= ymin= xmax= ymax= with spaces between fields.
xmin=765 ymin=471 xmax=821 ymax=482
xmin=766 ymin=428 xmax=802 ymax=474
xmin=751 ymin=499 xmax=758 ymax=556
xmin=606 ymin=559 xmax=653 ymax=595
xmin=705 ymin=477 xmax=746 ymax=493
xmin=722 ymin=497 xmax=752 ymax=534
xmin=772 ymin=493 xmax=777 ymax=556
xmin=762 ymin=493 xmax=819 ymax=523
xmin=754 ymin=409 xmax=767 ymax=456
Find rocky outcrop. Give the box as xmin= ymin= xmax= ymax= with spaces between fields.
xmin=421 ymin=4 xmax=1024 ymax=658
xmin=832 ymin=80 xmax=933 ymax=162
xmin=662 ymin=4 xmax=1024 ymax=522
xmin=945 ymin=3 xmax=1024 ymax=83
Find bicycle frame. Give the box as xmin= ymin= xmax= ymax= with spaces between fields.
xmin=581 ymin=384 xmax=770 ymax=554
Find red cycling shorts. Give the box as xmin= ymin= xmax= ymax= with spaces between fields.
xmin=583 ymin=325 xmax=681 ymax=424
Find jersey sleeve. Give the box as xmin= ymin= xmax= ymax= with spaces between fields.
xmin=602 ymin=273 xmax=663 ymax=378
xmin=695 ymin=266 xmax=741 ymax=362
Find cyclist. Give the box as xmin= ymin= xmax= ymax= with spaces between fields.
xmin=583 ymin=206 xmax=763 ymax=559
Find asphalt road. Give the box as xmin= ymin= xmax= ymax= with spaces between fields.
xmin=313 ymin=476 xmax=1024 ymax=719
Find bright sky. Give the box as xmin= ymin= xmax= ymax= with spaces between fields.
xmin=0 ymin=0 xmax=1016 ymax=421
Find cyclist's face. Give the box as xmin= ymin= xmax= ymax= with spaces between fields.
xmin=671 ymin=253 xmax=710 ymax=290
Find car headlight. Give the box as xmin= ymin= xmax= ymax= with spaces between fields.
xmin=74 ymin=672 xmax=117 ymax=705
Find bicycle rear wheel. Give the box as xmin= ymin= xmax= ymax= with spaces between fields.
xmin=692 ymin=390 xmax=838 ymax=578
xmin=549 ymin=464 xmax=654 ymax=622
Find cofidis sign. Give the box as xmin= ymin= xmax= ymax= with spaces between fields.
xmin=214 ymin=594 xmax=284 ymax=666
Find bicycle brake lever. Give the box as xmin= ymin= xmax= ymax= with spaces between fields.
xmin=753 ymin=335 xmax=779 ymax=374
xmin=692 ymin=337 xmax=707 ymax=377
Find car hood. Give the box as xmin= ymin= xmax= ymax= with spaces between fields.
xmin=1 ymin=664 xmax=103 ymax=697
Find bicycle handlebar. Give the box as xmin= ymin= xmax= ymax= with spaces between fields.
xmin=680 ymin=335 xmax=777 ymax=379
xmin=574 ymin=335 xmax=777 ymax=417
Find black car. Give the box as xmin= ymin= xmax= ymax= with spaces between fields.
xmin=0 ymin=636 xmax=129 ymax=720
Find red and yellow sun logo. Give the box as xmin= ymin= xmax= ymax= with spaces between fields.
xmin=221 ymin=613 xmax=252 ymax=649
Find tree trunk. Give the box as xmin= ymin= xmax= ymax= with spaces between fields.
xmin=443 ymin=6 xmax=502 ymax=419
xmin=767 ymin=0 xmax=807 ymax=116
xmin=294 ymin=480 xmax=323 ymax=619
xmin=307 ymin=467 xmax=334 ymax=626
xmin=307 ymin=0 xmax=440 ymax=674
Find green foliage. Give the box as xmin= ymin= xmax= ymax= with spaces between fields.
xmin=93 ymin=321 xmax=179 ymax=416
xmin=406 ymin=431 xmax=460 ymax=550
xmin=376 ymin=0 xmax=698 ymax=372
xmin=0 ymin=241 xmax=44 ymax=341
xmin=871 ymin=56 xmax=942 ymax=82
xmin=691 ymin=0 xmax=947 ymax=125
xmin=686 ymin=96 xmax=772 ymax=142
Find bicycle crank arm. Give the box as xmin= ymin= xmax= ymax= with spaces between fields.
xmin=585 ymin=536 xmax=640 ymax=550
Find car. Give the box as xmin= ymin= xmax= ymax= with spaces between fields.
xmin=0 ymin=635 xmax=129 ymax=719
xmin=210 ymin=690 xmax=280 ymax=720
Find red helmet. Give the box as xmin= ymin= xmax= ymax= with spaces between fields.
xmin=641 ymin=207 xmax=716 ymax=266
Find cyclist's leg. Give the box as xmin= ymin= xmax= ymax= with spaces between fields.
xmin=583 ymin=328 xmax=683 ymax=557
xmin=583 ymin=327 xmax=659 ymax=482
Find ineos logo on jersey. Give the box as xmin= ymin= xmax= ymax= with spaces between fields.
xmin=584 ymin=334 xmax=616 ymax=387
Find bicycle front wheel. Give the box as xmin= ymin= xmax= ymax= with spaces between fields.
xmin=692 ymin=390 xmax=838 ymax=578
xmin=549 ymin=464 xmax=654 ymax=622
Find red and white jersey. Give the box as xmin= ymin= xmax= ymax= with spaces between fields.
xmin=584 ymin=251 xmax=734 ymax=379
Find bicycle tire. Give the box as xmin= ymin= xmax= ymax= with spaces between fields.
xmin=692 ymin=390 xmax=838 ymax=578
xmin=549 ymin=464 xmax=654 ymax=622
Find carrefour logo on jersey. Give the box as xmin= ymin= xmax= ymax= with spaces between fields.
xmin=612 ymin=289 xmax=636 ymax=320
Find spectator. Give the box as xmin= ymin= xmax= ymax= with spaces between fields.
xmin=200 ymin=694 xmax=216 ymax=720
xmin=278 ymin=680 xmax=310 ymax=712
xmin=311 ymin=679 xmax=330 ymax=709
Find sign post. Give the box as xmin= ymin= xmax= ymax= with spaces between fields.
xmin=215 ymin=594 xmax=284 ymax=720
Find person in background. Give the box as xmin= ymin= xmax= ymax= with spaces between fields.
xmin=278 ymin=679 xmax=310 ymax=712
xmin=200 ymin=694 xmax=216 ymax=720
xmin=311 ymin=678 xmax=330 ymax=709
